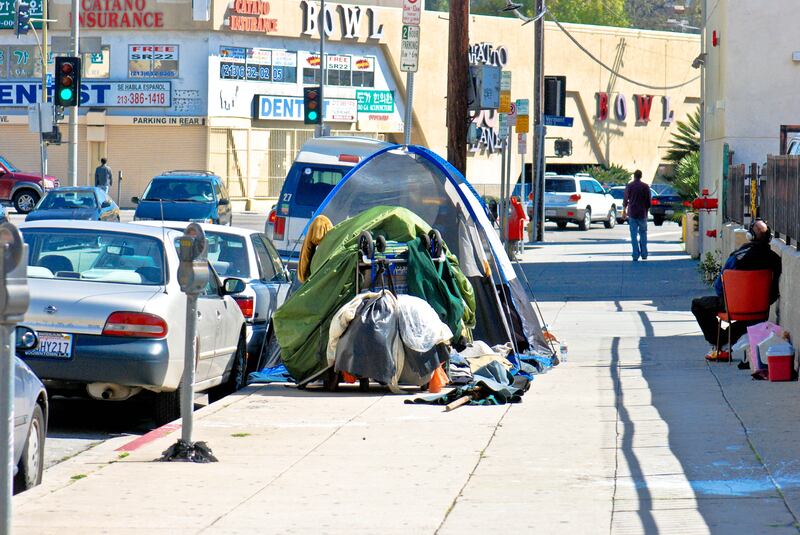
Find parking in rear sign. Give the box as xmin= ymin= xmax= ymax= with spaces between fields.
xmin=400 ymin=25 xmax=420 ymax=73
xmin=402 ymin=0 xmax=421 ymax=25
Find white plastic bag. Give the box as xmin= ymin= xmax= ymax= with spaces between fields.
xmin=757 ymin=333 xmax=785 ymax=371
xmin=732 ymin=334 xmax=750 ymax=362
xmin=396 ymin=295 xmax=452 ymax=353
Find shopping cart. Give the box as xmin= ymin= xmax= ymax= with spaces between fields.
xmin=323 ymin=229 xmax=445 ymax=392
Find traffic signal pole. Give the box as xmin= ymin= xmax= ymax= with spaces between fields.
xmin=68 ymin=0 xmax=79 ymax=186
xmin=317 ymin=0 xmax=325 ymax=136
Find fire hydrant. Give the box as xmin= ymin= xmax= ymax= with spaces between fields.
xmin=507 ymin=196 xmax=528 ymax=260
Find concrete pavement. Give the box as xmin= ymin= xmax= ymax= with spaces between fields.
xmin=13 ymin=222 xmax=800 ymax=533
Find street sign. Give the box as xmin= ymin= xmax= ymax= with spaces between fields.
xmin=27 ymin=103 xmax=53 ymax=133
xmin=516 ymin=114 xmax=529 ymax=134
xmin=507 ymin=101 xmax=517 ymax=126
xmin=499 ymin=113 xmax=509 ymax=139
xmin=400 ymin=24 xmax=420 ymax=73
xmin=544 ymin=115 xmax=574 ymax=127
xmin=516 ymin=98 xmax=530 ymax=116
xmin=402 ymin=0 xmax=421 ymax=25
xmin=501 ymin=71 xmax=512 ymax=91
xmin=499 ymin=71 xmax=511 ymax=113
xmin=518 ymin=133 xmax=527 ymax=155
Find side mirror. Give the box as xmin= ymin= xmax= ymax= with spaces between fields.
xmin=131 ymin=196 xmax=139 ymax=204
xmin=218 ymin=198 xmax=230 ymax=206
xmin=101 ymin=200 xmax=111 ymax=208
xmin=15 ymin=326 xmax=38 ymax=351
xmin=223 ymin=277 xmax=246 ymax=295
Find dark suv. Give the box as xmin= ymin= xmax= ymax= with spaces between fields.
xmin=132 ymin=171 xmax=232 ymax=225
xmin=0 ymin=156 xmax=59 ymax=213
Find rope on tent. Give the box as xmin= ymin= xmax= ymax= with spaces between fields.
xmin=513 ymin=256 xmax=558 ymax=356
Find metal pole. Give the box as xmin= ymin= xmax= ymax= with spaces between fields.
xmin=500 ymin=143 xmax=507 ymax=240
xmin=504 ymin=133 xmax=513 ymax=240
xmin=0 ymin=322 xmax=12 ymax=535
xmin=403 ymin=72 xmax=414 ymax=145
xmin=68 ymin=0 xmax=79 ymax=186
xmin=181 ymin=295 xmax=198 ymax=443
xmin=698 ymin=0 xmax=707 ymax=254
xmin=41 ymin=0 xmax=48 ymax=178
xmin=533 ymin=0 xmax=546 ymax=241
xmin=116 ymin=170 xmax=122 ymax=203
xmin=38 ymin=103 xmax=45 ymax=183
xmin=318 ymin=0 xmax=325 ymax=136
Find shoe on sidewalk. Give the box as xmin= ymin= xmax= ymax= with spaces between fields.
xmin=705 ymin=349 xmax=731 ymax=362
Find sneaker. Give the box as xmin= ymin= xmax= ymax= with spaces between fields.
xmin=641 ymin=256 xmax=648 ymax=260
xmin=705 ymin=349 xmax=731 ymax=362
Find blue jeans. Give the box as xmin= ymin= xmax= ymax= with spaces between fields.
xmin=628 ymin=217 xmax=648 ymax=260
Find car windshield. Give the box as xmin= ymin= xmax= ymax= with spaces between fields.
xmin=0 ymin=156 xmax=18 ymax=172
xmin=38 ymin=191 xmax=97 ymax=210
xmin=609 ymin=188 xmax=625 ymax=199
xmin=143 ymin=179 xmax=214 ymax=203
xmin=173 ymin=232 xmax=250 ymax=278
xmin=545 ymin=178 xmax=576 ymax=193
xmin=23 ymin=229 xmax=166 ymax=285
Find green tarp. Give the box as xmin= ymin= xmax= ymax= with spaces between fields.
xmin=273 ymin=206 xmax=475 ymax=383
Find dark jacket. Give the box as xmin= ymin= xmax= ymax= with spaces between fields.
xmin=714 ymin=241 xmax=782 ymax=303
xmin=94 ymin=164 xmax=112 ymax=187
xmin=623 ymin=180 xmax=651 ymax=220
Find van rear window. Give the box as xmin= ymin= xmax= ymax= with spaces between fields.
xmin=295 ymin=166 xmax=346 ymax=206
xmin=545 ymin=178 xmax=576 ymax=193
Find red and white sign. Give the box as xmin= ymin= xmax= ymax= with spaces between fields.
xmin=353 ymin=56 xmax=374 ymax=72
xmin=402 ymin=0 xmax=421 ymax=25
xmin=326 ymin=54 xmax=351 ymax=71
xmin=507 ymin=101 xmax=517 ymax=126
xmin=518 ymin=133 xmax=527 ymax=155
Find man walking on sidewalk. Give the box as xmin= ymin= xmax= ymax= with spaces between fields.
xmin=623 ymin=170 xmax=651 ymax=261
xmin=94 ymin=158 xmax=112 ymax=194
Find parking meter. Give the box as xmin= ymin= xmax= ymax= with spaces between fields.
xmin=177 ymin=223 xmax=208 ymax=295
xmin=164 ymin=223 xmax=217 ymax=462
xmin=0 ymin=222 xmax=28 ymax=530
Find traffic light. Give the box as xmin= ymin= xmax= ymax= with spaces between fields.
xmin=554 ymin=139 xmax=573 ymax=158
xmin=544 ymin=75 xmax=567 ymax=117
xmin=15 ymin=0 xmax=31 ymax=36
xmin=54 ymin=57 xmax=81 ymax=108
xmin=303 ymin=86 xmax=322 ymax=125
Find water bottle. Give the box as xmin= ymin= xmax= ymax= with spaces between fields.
xmin=559 ymin=342 xmax=568 ymax=363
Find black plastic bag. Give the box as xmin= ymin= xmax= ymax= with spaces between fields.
xmin=335 ymin=292 xmax=399 ymax=384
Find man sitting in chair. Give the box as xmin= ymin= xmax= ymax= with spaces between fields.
xmin=691 ymin=220 xmax=782 ymax=362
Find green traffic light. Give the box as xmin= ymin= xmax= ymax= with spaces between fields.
xmin=308 ymin=110 xmax=318 ymax=121
xmin=59 ymin=87 xmax=73 ymax=102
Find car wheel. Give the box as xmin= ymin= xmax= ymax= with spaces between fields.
xmin=14 ymin=404 xmax=45 ymax=493
xmin=13 ymin=190 xmax=39 ymax=214
xmin=604 ymin=207 xmax=616 ymax=229
xmin=209 ymin=335 xmax=247 ymax=403
xmin=578 ymin=208 xmax=591 ymax=231
xmin=153 ymin=388 xmax=181 ymax=426
xmin=556 ymin=221 xmax=568 ymax=230
xmin=653 ymin=216 xmax=664 ymax=226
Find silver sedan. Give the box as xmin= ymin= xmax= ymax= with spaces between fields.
xmin=18 ymin=221 xmax=246 ymax=425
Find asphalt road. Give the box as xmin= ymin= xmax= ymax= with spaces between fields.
xmin=5 ymin=209 xmax=271 ymax=470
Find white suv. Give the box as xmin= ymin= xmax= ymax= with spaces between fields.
xmin=544 ymin=174 xmax=618 ymax=231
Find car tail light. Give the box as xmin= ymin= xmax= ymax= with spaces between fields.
xmin=267 ymin=208 xmax=277 ymax=225
xmin=567 ymin=211 xmax=575 ymax=217
xmin=338 ymin=154 xmax=359 ymax=164
xmin=651 ymin=198 xmax=661 ymax=206
xmin=273 ymin=216 xmax=286 ymax=241
xmin=569 ymin=194 xmax=581 ymax=202
xmin=234 ymin=295 xmax=254 ymax=319
xmin=103 ymin=312 xmax=168 ymax=338
xmin=683 ymin=201 xmax=691 ymax=207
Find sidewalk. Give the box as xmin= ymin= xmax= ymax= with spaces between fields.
xmin=14 ymin=224 xmax=800 ymax=534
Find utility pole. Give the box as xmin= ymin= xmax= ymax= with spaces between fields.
xmin=446 ymin=0 xmax=468 ymax=175
xmin=41 ymin=0 xmax=48 ymax=179
xmin=68 ymin=0 xmax=79 ymax=186
xmin=318 ymin=0 xmax=326 ymax=137
xmin=532 ymin=0 xmax=546 ymax=241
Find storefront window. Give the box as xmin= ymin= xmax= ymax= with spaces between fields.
xmin=271 ymin=50 xmax=297 ymax=83
xmin=325 ymin=54 xmax=351 ymax=87
xmin=302 ymin=53 xmax=321 ymax=84
xmin=128 ymin=45 xmax=179 ymax=78
xmin=220 ymin=47 xmax=297 ymax=83
xmin=219 ymin=46 xmax=246 ymax=80
xmin=0 ymin=45 xmax=42 ymax=79
xmin=82 ymin=46 xmax=110 ymax=78
xmin=351 ymin=56 xmax=376 ymax=88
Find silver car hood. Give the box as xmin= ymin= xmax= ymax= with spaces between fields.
xmin=25 ymin=278 xmax=163 ymax=335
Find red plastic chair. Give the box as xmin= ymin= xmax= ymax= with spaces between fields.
xmin=716 ymin=269 xmax=773 ymax=364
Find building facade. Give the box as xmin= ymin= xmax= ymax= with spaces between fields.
xmin=0 ymin=1 xmax=699 ymax=209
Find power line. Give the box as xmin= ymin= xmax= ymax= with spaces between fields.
xmin=548 ymin=14 xmax=700 ymax=91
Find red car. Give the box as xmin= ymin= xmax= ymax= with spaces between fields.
xmin=0 ymin=156 xmax=59 ymax=214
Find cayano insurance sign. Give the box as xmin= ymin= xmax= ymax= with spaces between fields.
xmin=0 ymin=81 xmax=172 ymax=107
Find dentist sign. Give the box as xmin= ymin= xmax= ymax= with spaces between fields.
xmin=0 ymin=81 xmax=172 ymax=107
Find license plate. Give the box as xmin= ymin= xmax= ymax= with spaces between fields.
xmin=666 ymin=210 xmax=675 ymax=215
xmin=26 ymin=332 xmax=73 ymax=359
xmin=545 ymin=209 xmax=556 ymax=216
